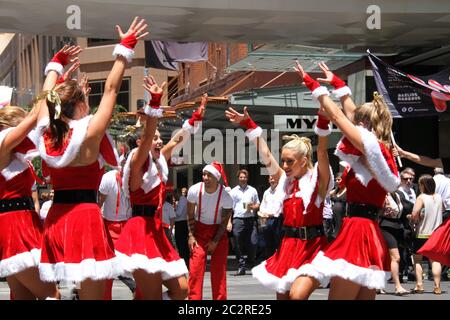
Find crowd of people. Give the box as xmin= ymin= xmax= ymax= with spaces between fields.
xmin=0 ymin=17 xmax=449 ymax=300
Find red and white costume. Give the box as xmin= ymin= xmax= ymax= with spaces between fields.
xmin=252 ymin=163 xmax=334 ymax=293
xmin=0 ymin=129 xmax=41 ymax=278
xmin=417 ymin=218 xmax=450 ymax=266
xmin=36 ymin=116 xmax=123 ymax=283
xmin=310 ymin=126 xmax=400 ymax=289
xmin=187 ymin=178 xmax=233 ymax=300
xmin=114 ymin=148 xmax=188 ymax=280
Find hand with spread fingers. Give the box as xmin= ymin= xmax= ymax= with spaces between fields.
xmin=116 ymin=16 xmax=149 ymax=43
xmin=142 ymin=75 xmax=169 ymax=117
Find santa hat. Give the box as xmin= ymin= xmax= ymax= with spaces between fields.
xmin=203 ymin=161 xmax=231 ymax=191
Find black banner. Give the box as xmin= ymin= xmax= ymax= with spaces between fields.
xmin=368 ymin=51 xmax=450 ymax=118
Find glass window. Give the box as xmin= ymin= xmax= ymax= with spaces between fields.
xmin=88 ymin=78 xmax=130 ymax=111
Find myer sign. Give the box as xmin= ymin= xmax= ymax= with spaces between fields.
xmin=274 ymin=115 xmax=339 ymax=132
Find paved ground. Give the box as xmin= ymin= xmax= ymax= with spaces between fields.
xmin=0 ymin=258 xmax=448 ymax=300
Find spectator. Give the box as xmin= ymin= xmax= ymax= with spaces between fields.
xmin=257 ymin=175 xmax=283 ymax=261
xmin=407 ymin=175 xmax=443 ymax=295
xmin=379 ymin=192 xmax=409 ymax=295
xmin=230 ymin=169 xmax=260 ymax=276
xmin=328 ymin=171 xmax=347 ymax=241
xmin=173 ymin=188 xmax=190 ymax=269
xmin=162 ymin=194 xmax=176 ymax=246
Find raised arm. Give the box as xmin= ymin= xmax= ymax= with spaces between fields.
xmin=161 ymin=93 xmax=208 ymax=162
xmin=225 ymin=106 xmax=283 ymax=181
xmin=394 ymin=144 xmax=443 ymax=168
xmin=294 ymin=60 xmax=365 ymax=153
xmin=315 ymin=108 xmax=332 ymax=199
xmin=86 ymin=17 xmax=148 ymax=143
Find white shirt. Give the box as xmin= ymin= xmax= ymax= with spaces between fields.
xmin=230 ymin=184 xmax=260 ymax=218
xmin=99 ymin=170 xmax=132 ymax=221
xmin=417 ymin=194 xmax=443 ymax=237
xmin=162 ymin=202 xmax=176 ymax=226
xmin=322 ymin=197 xmax=333 ymax=219
xmin=434 ymin=174 xmax=450 ymax=211
xmin=175 ymin=195 xmax=188 ymax=222
xmin=187 ymin=182 xmax=233 ymax=225
xmin=259 ymin=186 xmax=283 ymax=218
xmin=39 ymin=200 xmax=52 ymax=220
xmin=398 ymin=186 xmax=417 ymax=204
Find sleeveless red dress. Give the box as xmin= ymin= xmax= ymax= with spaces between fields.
xmin=252 ymin=164 xmax=333 ymax=293
xmin=0 ymin=129 xmax=42 ymax=277
xmin=418 ymin=218 xmax=450 ymax=266
xmin=115 ymin=149 xmax=188 ymax=280
xmin=311 ymin=126 xmax=400 ymax=290
xmin=37 ymin=116 xmax=122 ymax=283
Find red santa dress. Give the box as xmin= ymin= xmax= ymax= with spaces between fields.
xmin=252 ymin=163 xmax=334 ymax=293
xmin=36 ymin=116 xmax=122 ymax=282
xmin=0 ymin=128 xmax=42 ymax=277
xmin=114 ymin=148 xmax=188 ymax=280
xmin=417 ymin=217 xmax=450 ymax=266
xmin=310 ymin=126 xmax=400 ymax=289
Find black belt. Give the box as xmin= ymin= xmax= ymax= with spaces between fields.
xmin=53 ymin=189 xmax=97 ymax=204
xmin=346 ymin=203 xmax=382 ymax=221
xmin=0 ymin=196 xmax=35 ymax=213
xmin=282 ymin=225 xmax=325 ymax=240
xmin=132 ymin=205 xmax=158 ymax=217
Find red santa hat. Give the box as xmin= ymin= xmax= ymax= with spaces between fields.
xmin=203 ymin=161 xmax=231 ymax=191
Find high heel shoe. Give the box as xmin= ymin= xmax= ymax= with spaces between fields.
xmin=433 ymin=287 xmax=442 ymax=295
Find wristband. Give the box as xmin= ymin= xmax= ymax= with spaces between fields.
xmin=314 ymin=113 xmax=332 ymax=136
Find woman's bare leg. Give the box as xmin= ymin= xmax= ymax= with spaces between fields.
xmin=133 ymin=269 xmax=163 ymax=300
xmin=355 ymin=286 xmax=376 ymax=300
xmin=11 ymin=267 xmax=59 ymax=299
xmin=289 ymin=276 xmax=320 ymax=300
xmin=328 ymin=277 xmax=361 ymax=300
xmin=162 ymin=276 xmax=188 ymax=300
xmin=78 ymin=279 xmax=106 ymax=300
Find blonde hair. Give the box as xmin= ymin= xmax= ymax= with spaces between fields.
xmin=281 ymin=134 xmax=313 ymax=169
xmin=0 ymin=106 xmax=27 ymax=129
xmin=354 ymin=92 xmax=392 ymax=147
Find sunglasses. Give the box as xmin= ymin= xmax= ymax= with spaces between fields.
xmin=401 ymin=177 xmax=413 ymax=181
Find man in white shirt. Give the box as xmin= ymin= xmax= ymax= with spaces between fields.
xmin=229 ymin=169 xmax=260 ymax=276
xmin=98 ymin=161 xmax=134 ymax=299
xmin=258 ymin=175 xmax=283 ymax=260
xmin=187 ymin=162 xmax=233 ymax=300
xmin=398 ymin=168 xmax=417 ymax=204
xmin=173 ymin=188 xmax=190 ymax=269
xmin=433 ymin=167 xmax=450 ymax=221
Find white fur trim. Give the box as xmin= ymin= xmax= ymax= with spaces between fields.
xmin=252 ymin=260 xmax=329 ymax=294
xmin=0 ymin=249 xmax=41 ymax=277
xmin=203 ymin=164 xmax=221 ymax=181
xmin=310 ymin=251 xmax=390 ymax=290
xmin=112 ymin=44 xmax=134 ymax=63
xmin=182 ymin=119 xmax=201 ymax=134
xmin=314 ymin=124 xmax=332 ymax=136
xmin=38 ymin=257 xmax=123 ymax=283
xmin=37 ymin=115 xmax=92 ymax=168
xmin=144 ymin=105 xmax=163 ymax=118
xmin=245 ymin=126 xmax=263 ymax=142
xmin=332 ymin=86 xmax=352 ymax=99
xmin=358 ymin=127 xmax=400 ymax=192
xmin=311 ymin=86 xmax=329 ymax=101
xmin=1 ymin=158 xmax=28 ymax=181
xmin=44 ymin=62 xmax=64 ymax=76
xmin=115 ymin=251 xmax=188 ymax=281
xmin=334 ymin=147 xmax=360 ymax=166
xmin=122 ymin=148 xmax=168 ymax=197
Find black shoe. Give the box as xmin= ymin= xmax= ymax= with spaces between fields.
xmin=234 ymin=268 xmax=246 ymax=276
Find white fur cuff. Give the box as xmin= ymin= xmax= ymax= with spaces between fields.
xmin=182 ymin=120 xmax=200 ymax=134
xmin=314 ymin=124 xmax=332 ymax=136
xmin=332 ymin=86 xmax=352 ymax=99
xmin=245 ymin=126 xmax=263 ymax=141
xmin=113 ymin=44 xmax=135 ymax=63
xmin=144 ymin=105 xmax=163 ymax=118
xmin=45 ymin=62 xmax=64 ymax=76
xmin=312 ymin=86 xmax=329 ymax=101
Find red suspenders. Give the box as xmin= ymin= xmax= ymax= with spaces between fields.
xmin=115 ymin=171 xmax=122 ymax=219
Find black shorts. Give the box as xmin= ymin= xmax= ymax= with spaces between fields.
xmin=381 ymin=227 xmax=403 ymax=249
xmin=412 ymin=238 xmax=428 ymax=254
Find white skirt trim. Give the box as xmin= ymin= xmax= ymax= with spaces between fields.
xmin=310 ymin=251 xmax=390 ymax=290
xmin=38 ymin=256 xmax=123 ymax=283
xmin=115 ymin=251 xmax=188 ymax=281
xmin=0 ymin=248 xmax=41 ymax=277
xmin=251 ymin=260 xmax=329 ymax=294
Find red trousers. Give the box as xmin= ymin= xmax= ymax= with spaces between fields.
xmin=103 ymin=219 xmax=128 ymax=300
xmin=188 ymin=221 xmax=228 ymax=300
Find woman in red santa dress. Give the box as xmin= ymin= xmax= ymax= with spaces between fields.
xmin=0 ymin=103 xmax=61 ymax=299
xmin=225 ymin=99 xmax=333 ymax=299
xmin=35 ymin=17 xmax=148 ymax=300
xmin=115 ymin=78 xmax=208 ymax=299
xmin=295 ymin=60 xmax=400 ymax=300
